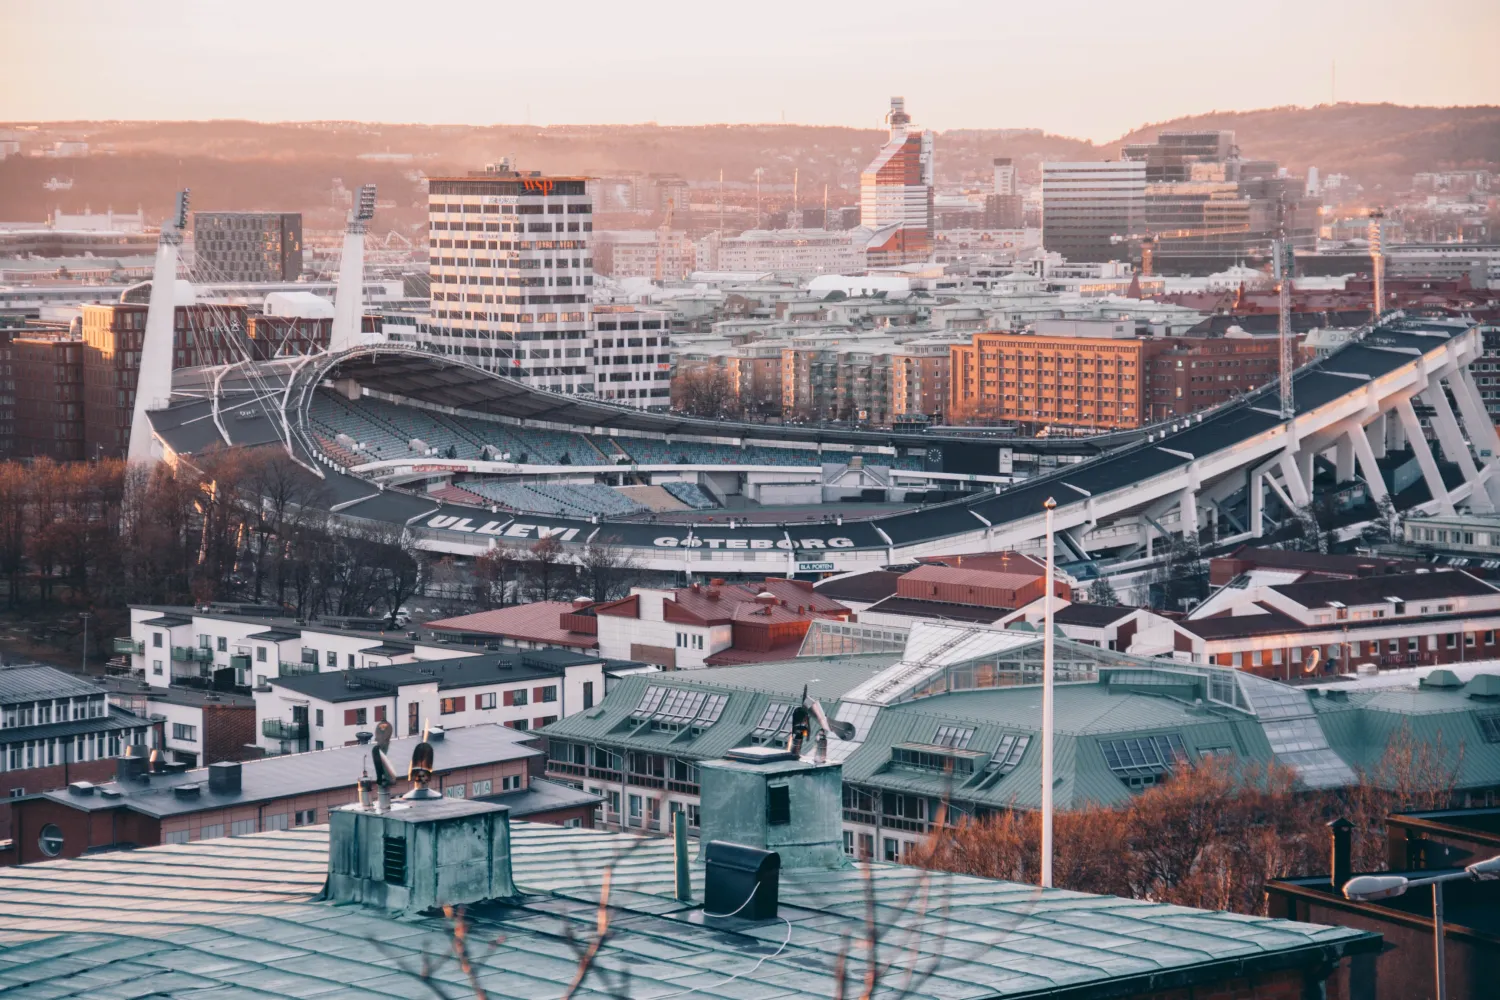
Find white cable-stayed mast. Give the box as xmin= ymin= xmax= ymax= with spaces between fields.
xmin=127 ymin=190 xmax=189 ymax=464
xmin=329 ymin=184 xmax=376 ymax=353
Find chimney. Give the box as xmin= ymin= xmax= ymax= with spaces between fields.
xmin=698 ymin=746 xmax=845 ymax=872
xmin=116 ymin=753 xmax=147 ymax=783
xmin=327 ymin=799 xmax=514 ymax=915
xmin=1328 ymin=817 xmax=1353 ymax=891
xmin=208 ymin=761 xmax=242 ymax=794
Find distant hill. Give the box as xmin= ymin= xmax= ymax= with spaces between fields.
xmin=1103 ymin=103 xmax=1500 ymax=190
xmin=1 ymin=104 xmax=1495 ymax=232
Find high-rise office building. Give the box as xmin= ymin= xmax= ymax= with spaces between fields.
xmin=1121 ymin=131 xmax=1237 ymax=182
xmin=422 ymin=164 xmax=594 ymax=393
xmin=1041 ymin=161 xmax=1146 ymax=264
xmin=192 ymin=212 xmax=303 ymax=282
xmin=860 ymin=97 xmax=934 ymax=267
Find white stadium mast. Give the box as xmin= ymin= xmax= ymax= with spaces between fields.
xmin=329 ymin=184 xmax=377 ymax=353
xmin=127 ymin=189 xmax=189 ymax=465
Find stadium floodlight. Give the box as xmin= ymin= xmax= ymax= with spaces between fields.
xmin=356 ymin=184 xmax=377 ymax=222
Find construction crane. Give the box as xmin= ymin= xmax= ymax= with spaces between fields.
xmin=1113 ymin=224 xmax=1253 ymax=276
xmin=654 ymin=197 xmax=674 ymax=284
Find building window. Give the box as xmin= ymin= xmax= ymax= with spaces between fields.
xmin=534 ymin=716 xmax=557 ymax=728
xmin=504 ymin=689 xmax=528 ymax=707
xmin=152 ymin=660 xmax=163 ymax=676
xmin=315 ymin=709 xmax=324 ymax=727
xmin=294 ymin=809 xmax=317 ymax=826
xmin=199 ymin=824 xmax=225 ymax=841
xmin=153 ymin=633 xmax=162 ymax=648
xmin=344 ymin=708 xmax=368 ymax=726
xmin=348 ymin=654 xmax=356 ymax=668
xmin=535 ymin=686 xmax=557 ymax=703
xmin=263 ymin=813 xmax=289 ymax=831
xmin=230 ymin=819 xmax=257 ymax=836
xmin=164 ymin=830 xmax=189 ymax=845
xmin=883 ymin=837 xmax=899 ymax=862
xmin=172 ymin=723 xmax=197 ymax=742
xmin=38 ymin=824 xmax=64 ymax=857
xmin=440 ymin=696 xmax=466 ymax=715
xmin=217 ymin=637 xmax=227 ymax=652
xmin=501 ymin=774 xmax=522 ymax=791
xmin=476 ymin=692 xmax=496 ymax=710
xmin=326 ymin=651 xmax=337 ymax=667
xmin=471 ymin=779 xmax=492 ymax=796
xmin=256 ymin=646 xmax=266 ymax=662
xmin=583 ymin=681 xmax=594 ymax=710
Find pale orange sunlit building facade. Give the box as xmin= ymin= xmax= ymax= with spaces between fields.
xmin=949 ymin=332 xmax=1148 ymax=432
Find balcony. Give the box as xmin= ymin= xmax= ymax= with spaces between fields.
xmin=547 ymin=760 xmax=587 ymax=778
xmin=113 ymin=637 xmax=143 ymax=656
xmin=229 ymin=654 xmax=251 ymax=671
xmin=171 ymin=646 xmax=212 ymax=663
xmin=262 ymin=719 xmax=308 ymax=740
xmin=279 ymin=660 xmax=317 ymax=677
xmin=625 ymin=772 xmax=665 ymax=789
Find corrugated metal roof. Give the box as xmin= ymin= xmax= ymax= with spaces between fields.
xmin=0 ymin=820 xmax=1377 ymax=999
xmin=0 ymin=663 xmax=105 ymax=704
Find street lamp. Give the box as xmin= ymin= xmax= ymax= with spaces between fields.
xmin=1343 ymin=855 xmax=1500 ymax=1000
xmin=79 ymin=612 xmax=93 ymax=674
xmin=1041 ymin=496 xmax=1057 ymax=889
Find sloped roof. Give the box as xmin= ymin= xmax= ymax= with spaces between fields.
xmin=0 ymin=663 xmax=105 ymax=704
xmin=0 ymin=820 xmax=1377 ymax=1000
xmin=1272 ymin=569 xmax=1497 ymax=609
xmin=425 ymin=601 xmax=598 ymax=648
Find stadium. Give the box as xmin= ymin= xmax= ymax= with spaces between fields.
xmin=142 ymin=314 xmax=1498 ymax=584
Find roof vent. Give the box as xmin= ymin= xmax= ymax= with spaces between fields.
xmin=327 ymin=799 xmax=515 ymax=915
xmin=704 ymin=841 xmax=780 ymax=922
xmin=1466 ymin=674 xmax=1500 ymax=700
xmin=173 ymin=783 xmax=202 ymax=800
xmin=208 ymin=761 xmax=242 ymax=794
xmin=701 ymin=751 xmax=845 ymax=871
xmin=100 ymin=787 xmax=123 ymax=800
xmin=67 ymin=781 xmax=95 ymax=796
xmin=355 ymin=730 xmax=373 ymax=744
xmin=116 ymin=754 xmax=147 ymax=783
xmin=1421 ymin=668 xmax=1463 ymax=689
xmin=427 ymin=726 xmax=445 ymax=742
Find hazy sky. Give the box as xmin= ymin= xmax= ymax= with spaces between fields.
xmin=3 ymin=0 xmax=1496 ymax=141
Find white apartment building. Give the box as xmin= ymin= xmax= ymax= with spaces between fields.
xmin=123 ymin=606 xmax=475 ymax=691
xmin=252 ymin=648 xmax=605 ymax=755
xmin=591 ymin=306 xmax=673 ymax=408
xmin=717 ymin=229 xmax=867 ymax=276
xmin=421 ymin=163 xmax=595 ymax=393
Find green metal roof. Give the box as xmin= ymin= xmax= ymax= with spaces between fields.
xmin=0 ymin=821 xmax=1378 ymax=999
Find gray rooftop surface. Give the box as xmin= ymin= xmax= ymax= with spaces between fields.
xmin=0 ymin=663 xmax=105 ymax=704
xmin=35 ymin=724 xmax=539 ymax=819
xmin=0 ymin=820 xmax=1377 ymax=1000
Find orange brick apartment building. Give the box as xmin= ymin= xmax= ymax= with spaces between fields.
xmin=950 ymin=330 xmax=1290 ymax=432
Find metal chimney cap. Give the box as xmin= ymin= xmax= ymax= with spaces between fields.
xmin=724 ymin=746 xmax=798 ymax=765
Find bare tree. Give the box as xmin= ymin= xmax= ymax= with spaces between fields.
xmin=673 ymin=365 xmax=739 ymax=418
xmin=575 ymin=536 xmax=641 ymax=603
xmin=522 ymin=535 xmax=570 ymax=602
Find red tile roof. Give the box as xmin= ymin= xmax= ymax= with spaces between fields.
xmin=425 ymin=602 xmax=598 ymax=650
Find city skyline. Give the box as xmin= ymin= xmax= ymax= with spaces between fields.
xmin=2 ymin=0 xmax=1497 ymax=142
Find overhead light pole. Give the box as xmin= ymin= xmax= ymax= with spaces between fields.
xmin=1041 ymin=497 xmax=1057 ymax=888
xmin=1344 ymin=855 xmax=1500 ymax=1000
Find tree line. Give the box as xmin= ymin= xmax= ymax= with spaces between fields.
xmin=910 ymin=727 xmax=1461 ymax=917
xmin=0 ymin=449 xmax=421 ymax=652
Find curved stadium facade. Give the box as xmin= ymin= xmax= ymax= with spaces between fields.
xmin=144 ymin=313 xmax=1498 ymax=575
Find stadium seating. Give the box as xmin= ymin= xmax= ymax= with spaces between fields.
xmin=308 ymin=388 xmax=925 ymax=473
xmin=661 ymin=481 xmax=717 ymax=509
xmin=459 ymin=480 xmax=648 ymax=517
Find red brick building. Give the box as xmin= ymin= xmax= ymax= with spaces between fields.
xmin=12 ymin=333 xmax=84 ymax=460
